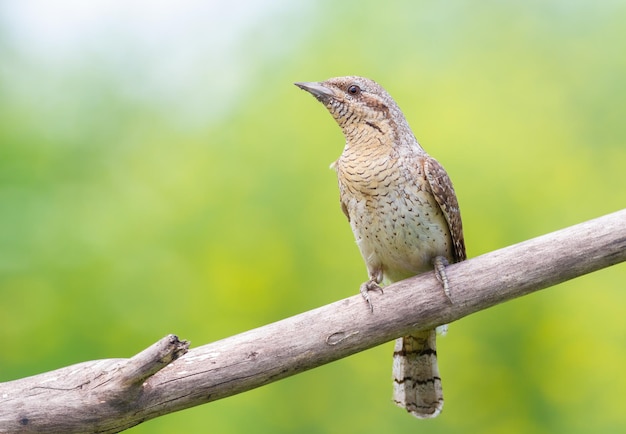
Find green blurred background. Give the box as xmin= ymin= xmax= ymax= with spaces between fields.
xmin=1 ymin=1 xmax=625 ymax=432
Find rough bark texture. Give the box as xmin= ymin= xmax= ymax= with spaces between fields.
xmin=1 ymin=209 xmax=624 ymax=433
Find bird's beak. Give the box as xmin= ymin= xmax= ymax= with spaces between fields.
xmin=294 ymin=81 xmax=336 ymax=102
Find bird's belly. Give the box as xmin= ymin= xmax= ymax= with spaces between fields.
xmin=348 ymin=192 xmax=452 ymax=283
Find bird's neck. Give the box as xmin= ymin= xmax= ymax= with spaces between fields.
xmin=341 ymin=119 xmax=395 ymax=154
xmin=340 ymin=116 xmax=421 ymax=158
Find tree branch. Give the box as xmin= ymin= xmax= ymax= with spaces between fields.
xmin=1 ymin=209 xmax=625 ymax=433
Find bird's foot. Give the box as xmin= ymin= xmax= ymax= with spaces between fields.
xmin=432 ymin=256 xmax=452 ymax=302
xmin=360 ymin=279 xmax=384 ymax=312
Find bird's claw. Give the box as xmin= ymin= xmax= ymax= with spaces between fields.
xmin=360 ymin=280 xmax=384 ymax=312
xmin=433 ymin=256 xmax=452 ymax=302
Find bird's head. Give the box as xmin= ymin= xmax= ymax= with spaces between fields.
xmin=295 ymin=76 xmax=395 ymax=124
xmin=295 ymin=76 xmax=412 ymax=144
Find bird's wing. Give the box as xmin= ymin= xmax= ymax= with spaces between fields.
xmin=340 ymin=200 xmax=351 ymax=222
xmin=424 ymin=157 xmax=466 ymax=262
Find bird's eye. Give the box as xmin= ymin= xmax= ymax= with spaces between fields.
xmin=347 ymin=84 xmax=361 ymax=95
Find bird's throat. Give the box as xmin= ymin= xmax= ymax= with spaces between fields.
xmin=342 ymin=121 xmax=395 ymax=157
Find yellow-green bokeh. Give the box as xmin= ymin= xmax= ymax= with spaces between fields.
xmin=1 ymin=1 xmax=625 ymax=433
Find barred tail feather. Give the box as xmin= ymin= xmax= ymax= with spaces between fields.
xmin=392 ymin=329 xmax=443 ymax=418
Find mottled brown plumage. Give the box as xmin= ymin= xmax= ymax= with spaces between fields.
xmin=296 ymin=76 xmax=465 ymax=419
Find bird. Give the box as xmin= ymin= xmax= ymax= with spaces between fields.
xmin=295 ymin=76 xmax=466 ymax=419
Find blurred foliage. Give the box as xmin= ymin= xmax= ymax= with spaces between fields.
xmin=1 ymin=1 xmax=625 ymax=433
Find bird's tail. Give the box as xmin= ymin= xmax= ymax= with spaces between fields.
xmin=392 ymin=329 xmax=443 ymax=418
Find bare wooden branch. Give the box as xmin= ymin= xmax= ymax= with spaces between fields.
xmin=1 ymin=209 xmax=625 ymax=433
